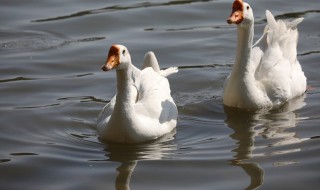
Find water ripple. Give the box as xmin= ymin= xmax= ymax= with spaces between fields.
xmin=275 ymin=9 xmax=320 ymax=19
xmin=298 ymin=50 xmax=320 ymax=56
xmin=0 ymin=159 xmax=11 ymax=163
xmin=14 ymin=103 xmax=60 ymax=110
xmin=57 ymin=96 xmax=108 ymax=103
xmin=10 ymin=153 xmax=39 ymax=156
xmin=0 ymin=30 xmax=66 ymax=52
xmin=32 ymin=0 xmax=212 ymax=22
xmin=145 ymin=24 xmax=232 ymax=32
xmin=0 ymin=77 xmax=35 ymax=83
xmin=0 ymin=29 xmax=105 ymax=53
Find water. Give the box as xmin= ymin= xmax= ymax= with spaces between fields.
xmin=1 ymin=0 xmax=319 ymax=189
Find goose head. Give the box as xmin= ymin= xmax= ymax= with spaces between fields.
xmin=102 ymin=44 xmax=131 ymax=71
xmin=227 ymin=0 xmax=254 ymax=28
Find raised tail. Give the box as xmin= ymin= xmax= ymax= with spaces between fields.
xmin=142 ymin=51 xmax=161 ymax=72
xmin=264 ymin=10 xmax=303 ymax=64
xmin=160 ymin=67 xmax=178 ymax=77
xmin=142 ymin=51 xmax=178 ymax=77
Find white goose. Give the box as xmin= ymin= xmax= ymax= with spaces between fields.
xmin=223 ymin=0 xmax=306 ymax=110
xmin=97 ymin=44 xmax=178 ymax=143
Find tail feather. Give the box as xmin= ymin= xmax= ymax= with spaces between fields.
xmin=264 ymin=10 xmax=303 ymax=64
xmin=142 ymin=51 xmax=161 ymax=72
xmin=286 ymin=18 xmax=304 ymax=29
xmin=265 ymin=10 xmax=277 ymax=30
xmin=160 ymin=67 xmax=179 ymax=77
xmin=142 ymin=51 xmax=178 ymax=77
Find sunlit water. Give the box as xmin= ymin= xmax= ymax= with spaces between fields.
xmin=1 ymin=0 xmax=320 ymax=189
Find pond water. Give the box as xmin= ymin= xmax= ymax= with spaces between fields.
xmin=1 ymin=0 xmax=320 ymax=189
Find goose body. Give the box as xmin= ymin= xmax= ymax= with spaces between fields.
xmin=97 ymin=44 xmax=178 ymax=143
xmin=223 ymin=0 xmax=306 ymax=110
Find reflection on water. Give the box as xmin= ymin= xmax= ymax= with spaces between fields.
xmin=1 ymin=0 xmax=319 ymax=189
xmin=115 ymin=161 xmax=137 ymax=190
xmin=91 ymin=130 xmax=177 ymax=190
xmin=225 ymin=109 xmax=265 ymax=190
xmin=225 ymin=95 xmax=306 ymax=190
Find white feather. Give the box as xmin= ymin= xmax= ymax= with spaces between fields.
xmin=223 ymin=4 xmax=306 ymax=110
xmin=97 ymin=45 xmax=178 ymax=143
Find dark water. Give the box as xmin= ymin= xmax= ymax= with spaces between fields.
xmin=1 ymin=0 xmax=320 ymax=189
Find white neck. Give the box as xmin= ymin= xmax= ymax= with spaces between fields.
xmin=106 ymin=61 xmax=142 ymax=141
xmin=232 ymin=24 xmax=254 ymax=78
xmin=224 ymin=22 xmax=266 ymax=108
xmin=115 ymin=62 xmax=139 ymax=108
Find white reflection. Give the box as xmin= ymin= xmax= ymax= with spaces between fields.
xmin=115 ymin=161 xmax=137 ymax=190
xmin=103 ymin=130 xmax=177 ymax=190
xmin=225 ymin=94 xmax=306 ymax=190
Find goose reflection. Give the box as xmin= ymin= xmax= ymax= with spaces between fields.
xmin=114 ymin=161 xmax=137 ymax=190
xmin=224 ymin=94 xmax=306 ymax=190
xmin=102 ymin=130 xmax=177 ymax=190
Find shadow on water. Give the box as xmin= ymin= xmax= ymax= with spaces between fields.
xmin=224 ymin=94 xmax=307 ymax=190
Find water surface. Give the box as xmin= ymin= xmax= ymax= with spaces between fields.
xmin=1 ymin=0 xmax=320 ymax=189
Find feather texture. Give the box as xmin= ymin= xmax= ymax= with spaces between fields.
xmin=223 ymin=2 xmax=306 ymax=110
xmin=97 ymin=45 xmax=178 ymax=143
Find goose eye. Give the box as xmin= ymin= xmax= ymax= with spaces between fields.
xmin=246 ymin=6 xmax=250 ymax=10
xmin=122 ymin=49 xmax=126 ymax=55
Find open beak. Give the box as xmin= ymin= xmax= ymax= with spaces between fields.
xmin=227 ymin=0 xmax=244 ymax=24
xmin=101 ymin=45 xmax=120 ymax=72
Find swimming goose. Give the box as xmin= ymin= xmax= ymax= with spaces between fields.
xmin=223 ymin=0 xmax=306 ymax=110
xmin=97 ymin=44 xmax=178 ymax=143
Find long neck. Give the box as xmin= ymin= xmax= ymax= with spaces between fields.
xmin=109 ymin=62 xmax=140 ymax=134
xmin=232 ymin=24 xmax=254 ymax=77
xmin=115 ymin=63 xmax=139 ymax=105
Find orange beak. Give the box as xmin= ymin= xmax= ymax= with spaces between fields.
xmin=227 ymin=0 xmax=244 ymax=24
xmin=102 ymin=45 xmax=120 ymax=71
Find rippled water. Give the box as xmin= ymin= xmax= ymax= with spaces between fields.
xmin=1 ymin=0 xmax=320 ymax=189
